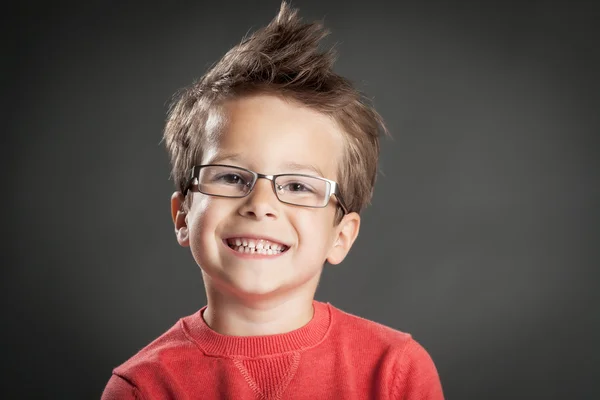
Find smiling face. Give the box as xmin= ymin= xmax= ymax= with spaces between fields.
xmin=171 ymin=93 xmax=360 ymax=302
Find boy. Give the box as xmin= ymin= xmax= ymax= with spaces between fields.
xmin=102 ymin=2 xmax=444 ymax=399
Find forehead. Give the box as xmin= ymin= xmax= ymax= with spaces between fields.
xmin=202 ymin=94 xmax=345 ymax=178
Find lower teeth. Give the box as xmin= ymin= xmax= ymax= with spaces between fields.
xmin=230 ymin=245 xmax=281 ymax=255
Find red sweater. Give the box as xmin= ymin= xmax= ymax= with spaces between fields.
xmin=102 ymin=301 xmax=443 ymax=399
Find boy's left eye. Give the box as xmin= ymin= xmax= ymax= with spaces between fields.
xmin=283 ymin=182 xmax=312 ymax=192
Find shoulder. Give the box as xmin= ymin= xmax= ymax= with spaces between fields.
xmin=327 ymin=302 xmax=413 ymax=347
xmin=326 ymin=303 xmax=444 ymax=399
xmin=389 ymin=337 xmax=445 ymax=399
xmin=106 ymin=312 xmax=202 ymax=392
xmin=115 ymin=316 xmax=198 ymax=374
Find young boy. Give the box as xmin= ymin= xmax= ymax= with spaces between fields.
xmin=102 ymin=2 xmax=443 ymax=399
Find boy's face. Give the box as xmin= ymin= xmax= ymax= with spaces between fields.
xmin=171 ymin=94 xmax=360 ymax=301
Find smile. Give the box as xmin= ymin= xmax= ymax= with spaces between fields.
xmin=225 ymin=237 xmax=289 ymax=255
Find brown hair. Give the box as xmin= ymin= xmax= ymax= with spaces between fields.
xmin=163 ymin=1 xmax=388 ymax=219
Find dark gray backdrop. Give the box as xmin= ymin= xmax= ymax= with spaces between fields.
xmin=3 ymin=0 xmax=599 ymax=398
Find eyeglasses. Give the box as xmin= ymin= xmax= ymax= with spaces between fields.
xmin=183 ymin=164 xmax=348 ymax=214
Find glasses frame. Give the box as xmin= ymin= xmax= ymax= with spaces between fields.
xmin=183 ymin=164 xmax=349 ymax=215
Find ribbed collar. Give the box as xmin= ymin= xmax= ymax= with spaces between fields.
xmin=181 ymin=301 xmax=332 ymax=358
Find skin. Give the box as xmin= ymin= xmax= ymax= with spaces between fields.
xmin=171 ymin=93 xmax=360 ymax=336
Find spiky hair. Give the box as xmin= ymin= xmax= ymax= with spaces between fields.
xmin=164 ymin=1 xmax=387 ymax=218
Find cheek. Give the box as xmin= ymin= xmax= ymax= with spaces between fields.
xmin=188 ymin=197 xmax=208 ymax=231
xmin=292 ymin=211 xmax=337 ymax=252
xmin=188 ymin=197 xmax=228 ymax=245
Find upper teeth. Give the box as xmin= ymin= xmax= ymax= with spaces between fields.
xmin=228 ymin=238 xmax=286 ymax=252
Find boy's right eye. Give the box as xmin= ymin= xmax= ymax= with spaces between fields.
xmin=215 ymin=173 xmax=245 ymax=185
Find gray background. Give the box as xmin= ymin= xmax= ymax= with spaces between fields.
xmin=3 ymin=0 xmax=599 ymax=398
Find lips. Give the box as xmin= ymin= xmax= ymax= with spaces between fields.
xmin=224 ymin=236 xmax=290 ymax=255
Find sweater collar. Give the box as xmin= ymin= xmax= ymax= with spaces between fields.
xmin=182 ymin=301 xmax=331 ymax=357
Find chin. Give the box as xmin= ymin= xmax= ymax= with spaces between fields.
xmin=200 ymin=265 xmax=285 ymax=297
xmin=201 ymin=257 xmax=322 ymax=301
xmin=230 ymin=276 xmax=291 ymax=299
xmin=237 ymin=272 xmax=322 ymax=302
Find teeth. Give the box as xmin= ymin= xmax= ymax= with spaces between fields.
xmin=233 ymin=245 xmax=281 ymax=255
xmin=228 ymin=237 xmax=287 ymax=254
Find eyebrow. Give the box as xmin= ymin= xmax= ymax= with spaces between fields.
xmin=207 ymin=152 xmax=242 ymax=165
xmin=281 ymin=162 xmax=324 ymax=177
xmin=206 ymin=153 xmax=324 ymax=177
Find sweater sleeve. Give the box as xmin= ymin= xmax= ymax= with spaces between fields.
xmin=391 ymin=338 xmax=444 ymax=400
xmin=101 ymin=374 xmax=141 ymax=400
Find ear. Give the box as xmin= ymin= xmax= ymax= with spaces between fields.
xmin=326 ymin=212 xmax=360 ymax=265
xmin=171 ymin=192 xmax=190 ymax=247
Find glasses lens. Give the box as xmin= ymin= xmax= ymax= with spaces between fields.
xmin=274 ymin=175 xmax=330 ymax=207
xmin=197 ymin=166 xmax=255 ymax=197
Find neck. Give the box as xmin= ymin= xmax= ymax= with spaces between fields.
xmin=202 ymin=284 xmax=316 ymax=337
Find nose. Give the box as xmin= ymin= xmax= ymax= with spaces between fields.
xmin=238 ymin=178 xmax=279 ymax=220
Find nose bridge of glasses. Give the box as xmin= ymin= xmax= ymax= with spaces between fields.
xmin=251 ymin=173 xmax=278 ymax=191
xmin=248 ymin=173 xmax=279 ymax=198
